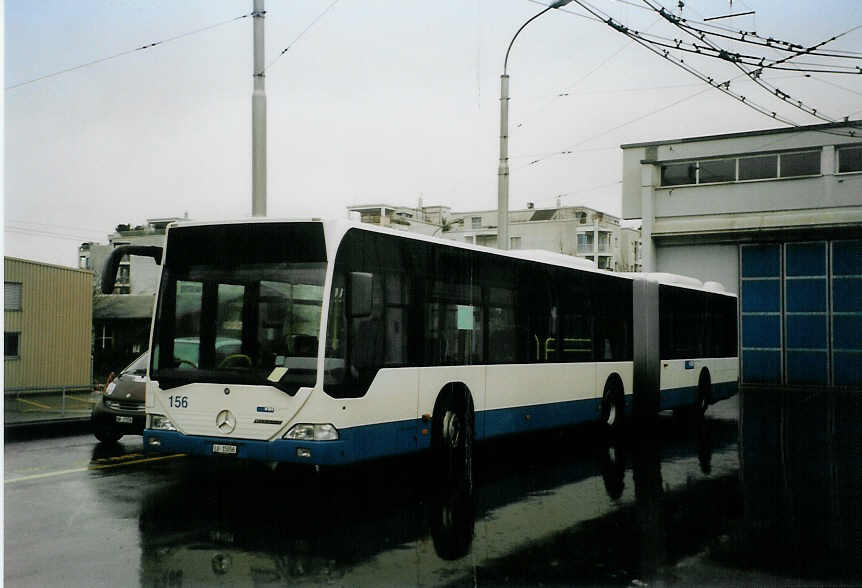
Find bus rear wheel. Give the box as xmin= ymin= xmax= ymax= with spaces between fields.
xmin=601 ymin=379 xmax=625 ymax=436
xmin=696 ymin=371 xmax=711 ymax=416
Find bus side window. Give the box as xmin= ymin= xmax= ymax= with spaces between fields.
xmin=557 ymin=270 xmax=593 ymax=363
xmin=350 ymin=273 xmax=384 ymax=371
xmin=486 ymin=281 xmax=518 ymax=364
xmin=325 ymin=278 xmax=345 ymax=357
xmin=384 ymin=272 xmax=409 ymax=366
xmin=520 ymin=265 xmax=555 ymax=363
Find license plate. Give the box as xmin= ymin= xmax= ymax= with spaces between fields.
xmin=115 ymin=416 xmax=133 ymax=424
xmin=212 ymin=443 xmax=237 ymax=455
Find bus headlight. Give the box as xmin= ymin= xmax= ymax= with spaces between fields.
xmin=284 ymin=423 xmax=339 ymax=441
xmin=148 ymin=414 xmax=177 ymax=431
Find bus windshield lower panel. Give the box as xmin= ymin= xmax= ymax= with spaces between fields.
xmin=151 ymin=223 xmax=327 ymax=395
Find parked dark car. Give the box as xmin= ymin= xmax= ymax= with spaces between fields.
xmin=91 ymin=352 xmax=147 ymax=443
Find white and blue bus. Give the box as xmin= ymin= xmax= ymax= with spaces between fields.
xmin=105 ymin=219 xmax=737 ymax=470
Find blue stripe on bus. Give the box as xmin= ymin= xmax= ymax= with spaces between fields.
xmin=145 ymin=386 xmax=746 ymax=467
xmin=145 ymin=395 xmax=632 ymax=466
xmin=481 ymin=397 xmax=605 ymax=439
xmin=659 ymin=386 xmax=698 ymax=410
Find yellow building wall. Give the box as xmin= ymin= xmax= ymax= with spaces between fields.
xmin=4 ymin=257 xmax=93 ymax=389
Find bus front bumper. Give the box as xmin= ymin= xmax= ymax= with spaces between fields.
xmin=143 ymin=429 xmax=353 ymax=466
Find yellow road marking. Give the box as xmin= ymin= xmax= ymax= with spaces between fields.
xmin=65 ymin=395 xmax=96 ymax=405
xmin=17 ymin=397 xmax=53 ymax=410
xmin=88 ymin=453 xmax=185 ymax=470
xmin=91 ymin=452 xmax=145 ymax=464
xmin=4 ymin=453 xmax=185 ymax=484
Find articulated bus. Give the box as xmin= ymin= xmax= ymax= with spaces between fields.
xmin=106 ymin=219 xmax=737 ymax=471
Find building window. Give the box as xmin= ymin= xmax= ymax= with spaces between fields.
xmin=698 ymin=158 xmax=735 ymax=183
xmin=510 ymin=236 xmax=522 ymax=249
xmin=739 ymin=154 xmax=777 ymax=180
xmin=837 ymin=145 xmax=862 ymax=173
xmin=779 ymin=150 xmax=820 ymax=177
xmin=4 ymin=282 xmax=22 ymax=311
xmin=577 ymin=233 xmax=594 ymax=254
xmin=660 ymin=148 xmax=821 ymax=186
xmin=5 ymin=332 xmax=20 ymax=358
xmin=464 ymin=235 xmax=474 ymax=244
xmin=661 ymin=162 xmax=697 ymax=186
xmin=471 ymin=216 xmax=482 ymax=229
xmin=476 ymin=235 xmax=497 ymax=247
xmin=98 ymin=325 xmax=113 ymax=350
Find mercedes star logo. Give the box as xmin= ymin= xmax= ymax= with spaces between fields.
xmin=216 ymin=409 xmax=237 ymax=434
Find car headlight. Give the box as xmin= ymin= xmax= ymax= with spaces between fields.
xmin=104 ymin=381 xmax=117 ymax=397
xmin=283 ymin=423 xmax=339 ymax=441
xmin=148 ymin=414 xmax=177 ymax=431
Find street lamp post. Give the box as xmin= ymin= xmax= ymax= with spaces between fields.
xmin=497 ymin=0 xmax=572 ymax=250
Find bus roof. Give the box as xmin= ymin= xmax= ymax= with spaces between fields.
xmin=164 ymin=217 xmax=733 ymax=295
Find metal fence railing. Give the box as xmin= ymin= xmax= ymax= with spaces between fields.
xmin=4 ymin=385 xmax=98 ymax=425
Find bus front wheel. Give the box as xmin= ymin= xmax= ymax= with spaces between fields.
xmin=434 ymin=392 xmax=473 ymax=491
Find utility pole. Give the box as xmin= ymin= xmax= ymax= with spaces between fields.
xmin=252 ymin=0 xmax=267 ymax=217
xmin=497 ymin=0 xmax=572 ymax=250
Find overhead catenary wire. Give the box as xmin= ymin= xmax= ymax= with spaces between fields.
xmin=629 ymin=30 xmax=862 ymax=74
xmin=5 ymin=12 xmax=251 ymax=91
xmin=5 ymin=225 xmax=106 ymax=242
xmin=517 ymin=83 xmax=714 ymax=170
xmin=265 ymin=0 xmax=341 ymax=73
xmin=645 ymin=0 xmax=862 ymax=68
xmin=672 ymin=14 xmax=862 ymax=58
xmin=6 ymin=218 xmax=111 ymax=236
xmin=639 ymin=0 xmax=857 ymax=124
xmin=564 ymin=0 xmax=860 ymax=137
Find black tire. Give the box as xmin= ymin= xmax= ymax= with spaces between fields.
xmin=599 ymin=440 xmax=626 ymax=500
xmin=675 ymin=370 xmax=711 ymax=425
xmin=94 ymin=426 xmax=122 ymax=444
xmin=430 ymin=483 xmax=475 ymax=560
xmin=600 ymin=378 xmax=625 ymax=436
xmin=696 ymin=370 xmax=711 ymax=417
xmin=434 ymin=391 xmax=474 ymax=492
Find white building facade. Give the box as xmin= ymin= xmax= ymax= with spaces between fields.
xmin=348 ymin=203 xmax=641 ymax=272
xmin=622 ymin=120 xmax=862 ymax=387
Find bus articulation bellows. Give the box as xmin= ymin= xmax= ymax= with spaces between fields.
xmin=125 ymin=219 xmax=737 ymax=469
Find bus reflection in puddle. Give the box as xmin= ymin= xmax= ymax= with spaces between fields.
xmin=137 ymin=414 xmax=742 ymax=587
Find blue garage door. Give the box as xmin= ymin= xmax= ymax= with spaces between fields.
xmin=785 ymin=242 xmax=828 ymax=384
xmin=833 ymin=240 xmax=862 ymax=386
xmin=741 ymin=239 xmax=862 ymax=386
xmin=741 ymin=244 xmax=782 ymax=383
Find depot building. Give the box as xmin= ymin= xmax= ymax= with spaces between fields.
xmin=622 ymin=120 xmax=862 ymax=387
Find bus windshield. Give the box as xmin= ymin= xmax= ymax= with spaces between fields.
xmin=151 ymin=223 xmax=327 ymax=395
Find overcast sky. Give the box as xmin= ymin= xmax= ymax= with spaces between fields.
xmin=5 ymin=0 xmax=861 ymax=267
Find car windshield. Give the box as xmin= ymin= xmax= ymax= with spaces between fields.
xmin=124 ymin=352 xmax=149 ymax=376
xmin=151 ymin=223 xmax=327 ymax=394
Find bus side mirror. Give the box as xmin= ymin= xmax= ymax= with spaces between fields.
xmin=348 ymin=272 xmax=373 ymax=318
xmin=100 ymin=245 xmax=163 ymax=294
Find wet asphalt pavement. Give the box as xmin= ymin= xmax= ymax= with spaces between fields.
xmin=5 ymin=389 xmax=861 ymax=587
